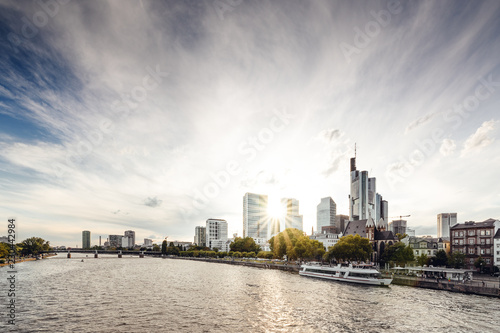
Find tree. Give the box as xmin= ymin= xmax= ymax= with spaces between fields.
xmin=324 ymin=234 xmax=373 ymax=263
xmin=431 ymin=249 xmax=448 ymax=267
xmin=395 ymin=233 xmax=408 ymax=241
xmin=416 ymin=253 xmax=429 ymax=266
xmin=474 ymin=256 xmax=486 ymax=272
xmin=230 ymin=237 xmax=261 ymax=253
xmin=448 ymin=251 xmax=465 ymax=269
xmin=380 ymin=242 xmax=414 ymax=266
xmin=269 ymin=228 xmax=304 ymax=259
xmin=161 ymin=240 xmax=167 ymax=255
xmin=0 ymin=242 xmax=10 ymax=258
xmin=152 ymin=244 xmax=160 ymax=252
xmin=20 ymin=237 xmax=50 ymax=256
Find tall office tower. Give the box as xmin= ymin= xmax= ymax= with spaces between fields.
xmin=109 ymin=234 xmax=123 ymax=248
xmin=124 ymin=230 xmax=135 ymax=248
xmin=206 ymin=218 xmax=228 ymax=249
xmin=437 ymin=213 xmax=457 ymax=238
xmin=82 ymin=230 xmax=91 ymax=249
xmin=349 ymin=154 xmax=387 ymax=221
xmin=194 ymin=226 xmax=207 ymax=246
xmin=282 ymin=198 xmax=303 ymax=231
xmin=335 ymin=214 xmax=350 ymax=234
xmin=243 ymin=192 xmax=268 ymax=239
xmin=389 ymin=219 xmax=407 ymax=235
xmin=317 ymin=197 xmax=337 ymax=233
xmin=144 ymin=238 xmax=153 ymax=247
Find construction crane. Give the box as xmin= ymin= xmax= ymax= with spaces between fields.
xmin=390 ymin=215 xmax=411 ymax=220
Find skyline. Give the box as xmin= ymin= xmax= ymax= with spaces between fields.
xmin=1 ymin=0 xmax=500 ymax=246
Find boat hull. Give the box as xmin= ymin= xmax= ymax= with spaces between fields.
xmin=299 ymin=267 xmax=392 ymax=286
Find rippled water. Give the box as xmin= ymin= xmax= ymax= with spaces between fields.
xmin=2 ymin=254 xmax=499 ymax=332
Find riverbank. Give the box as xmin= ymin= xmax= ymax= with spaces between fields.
xmin=168 ymin=257 xmax=499 ymax=297
xmin=0 ymin=254 xmax=56 ymax=267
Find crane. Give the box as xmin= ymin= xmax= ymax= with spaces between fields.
xmin=390 ymin=215 xmax=410 ymax=220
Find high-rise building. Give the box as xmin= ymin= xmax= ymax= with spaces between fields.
xmin=109 ymin=234 xmax=123 ymax=248
xmin=349 ymin=154 xmax=388 ymax=222
xmin=437 ymin=213 xmax=457 ymax=238
xmin=194 ymin=226 xmax=206 ymax=246
xmin=389 ymin=219 xmax=407 ymax=236
xmin=317 ymin=197 xmax=336 ymax=232
xmin=243 ymin=192 xmax=268 ymax=239
xmin=144 ymin=238 xmax=153 ymax=247
xmin=124 ymin=230 xmax=135 ymax=248
xmin=335 ymin=214 xmax=350 ymax=234
xmin=82 ymin=230 xmax=91 ymax=249
xmin=282 ymin=198 xmax=303 ymax=231
xmin=270 ymin=217 xmax=280 ymax=237
xmin=206 ymin=218 xmax=228 ymax=250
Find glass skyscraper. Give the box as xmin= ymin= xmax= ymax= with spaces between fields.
xmin=243 ymin=192 xmax=268 ymax=239
xmin=316 ymin=197 xmax=337 ymax=233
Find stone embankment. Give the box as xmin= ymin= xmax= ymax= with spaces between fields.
xmin=168 ymin=256 xmax=301 ymax=273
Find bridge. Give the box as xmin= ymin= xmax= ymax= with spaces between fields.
xmin=47 ymin=249 xmax=164 ymax=258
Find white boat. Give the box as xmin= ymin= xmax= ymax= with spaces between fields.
xmin=300 ymin=263 xmax=392 ymax=286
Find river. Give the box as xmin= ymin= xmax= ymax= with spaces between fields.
xmin=2 ymin=253 xmax=499 ymax=332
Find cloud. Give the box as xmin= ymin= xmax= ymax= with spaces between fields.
xmin=317 ymin=129 xmax=341 ymax=142
xmin=439 ymin=139 xmax=456 ymax=156
xmin=461 ymin=120 xmax=497 ymax=156
xmin=405 ymin=112 xmax=439 ymax=134
xmin=144 ymin=197 xmax=163 ymax=208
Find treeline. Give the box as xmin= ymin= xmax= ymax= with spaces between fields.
xmin=0 ymin=237 xmax=51 ymax=262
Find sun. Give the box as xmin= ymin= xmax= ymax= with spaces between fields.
xmin=267 ymin=197 xmax=284 ymax=218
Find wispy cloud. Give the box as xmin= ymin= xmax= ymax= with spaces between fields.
xmin=144 ymin=197 xmax=163 ymax=208
xmin=461 ymin=120 xmax=497 ymax=157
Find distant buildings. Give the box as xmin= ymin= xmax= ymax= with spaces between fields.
xmin=124 ymin=230 xmax=135 ymax=248
xmin=437 ymin=213 xmax=457 ymax=238
xmin=349 ymin=154 xmax=388 ymax=222
xmin=317 ymin=197 xmax=336 ymax=232
xmin=144 ymin=238 xmax=153 ymax=247
xmin=243 ymin=192 xmax=268 ymax=239
xmin=389 ymin=219 xmax=407 ymax=236
xmin=282 ymin=198 xmax=303 ymax=231
xmin=450 ymin=218 xmax=500 ymax=272
xmin=335 ymin=214 xmax=349 ymax=234
xmin=194 ymin=226 xmax=206 ymax=246
xmin=404 ymin=236 xmax=450 ymax=258
xmin=82 ymin=230 xmax=91 ymax=249
xmin=310 ymin=229 xmax=341 ymax=250
xmin=0 ymin=236 xmax=9 ymax=243
xmin=495 ymin=230 xmax=500 ymax=269
xmin=109 ymin=234 xmax=123 ymax=248
xmin=206 ymin=218 xmax=228 ymax=250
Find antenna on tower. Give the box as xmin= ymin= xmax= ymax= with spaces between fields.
xmin=354 ymin=143 xmax=357 ymax=158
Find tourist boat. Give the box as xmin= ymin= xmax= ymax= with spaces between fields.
xmin=300 ymin=263 xmax=392 ymax=286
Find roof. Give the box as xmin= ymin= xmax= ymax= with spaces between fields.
xmin=343 ymin=220 xmax=367 ymax=237
xmin=450 ymin=219 xmax=499 ymax=229
xmin=375 ymin=230 xmax=397 ymax=241
xmin=494 ymin=229 xmax=500 ymax=239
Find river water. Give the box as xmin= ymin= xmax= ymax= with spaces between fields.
xmin=1 ymin=253 xmax=499 ymax=332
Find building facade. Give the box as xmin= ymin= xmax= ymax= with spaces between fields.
xmin=194 ymin=226 xmax=207 ymax=246
xmin=310 ymin=230 xmax=341 ymax=251
xmin=349 ymin=155 xmax=388 ymax=222
xmin=405 ymin=236 xmax=450 ymax=258
xmin=282 ymin=198 xmax=303 ymax=231
xmin=494 ymin=230 xmax=500 ymax=269
xmin=389 ymin=219 xmax=407 ymax=236
xmin=82 ymin=230 xmax=91 ymax=249
xmin=317 ymin=197 xmax=337 ymax=233
xmin=206 ymin=218 xmax=228 ymax=250
xmin=124 ymin=230 xmax=135 ymax=248
xmin=243 ymin=192 xmax=268 ymax=239
xmin=450 ymin=219 xmax=500 ymax=272
xmin=109 ymin=234 xmax=123 ymax=248
xmin=335 ymin=214 xmax=349 ymax=234
xmin=437 ymin=213 xmax=457 ymax=238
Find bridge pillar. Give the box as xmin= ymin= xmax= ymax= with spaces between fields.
xmin=139 ymin=251 xmax=144 ymax=258
xmin=67 ymin=252 xmax=71 ymax=258
xmin=118 ymin=250 xmax=122 ymax=258
xmin=94 ymin=251 xmax=98 ymax=258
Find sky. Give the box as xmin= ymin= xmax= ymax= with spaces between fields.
xmin=0 ymin=0 xmax=499 ymax=247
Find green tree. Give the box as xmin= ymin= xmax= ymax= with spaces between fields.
xmin=431 ymin=249 xmax=448 ymax=267
xmin=416 ymin=253 xmax=429 ymax=266
xmin=257 ymin=251 xmax=273 ymax=259
xmin=152 ymin=244 xmax=160 ymax=252
xmin=325 ymin=234 xmax=373 ymax=263
xmin=230 ymin=237 xmax=261 ymax=253
xmin=0 ymin=242 xmax=10 ymax=258
xmin=20 ymin=237 xmax=50 ymax=256
xmin=448 ymin=251 xmax=465 ymax=269
xmin=269 ymin=228 xmax=305 ymax=259
xmin=474 ymin=256 xmax=486 ymax=272
xmin=161 ymin=240 xmax=167 ymax=255
xmin=381 ymin=242 xmax=414 ymax=266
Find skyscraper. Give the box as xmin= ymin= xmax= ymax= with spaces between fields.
xmin=437 ymin=213 xmax=457 ymax=238
xmin=282 ymin=198 xmax=303 ymax=231
xmin=206 ymin=218 xmax=228 ymax=249
xmin=82 ymin=230 xmax=91 ymax=249
xmin=349 ymin=154 xmax=387 ymax=222
xmin=124 ymin=230 xmax=135 ymax=248
xmin=109 ymin=234 xmax=123 ymax=248
xmin=194 ymin=226 xmax=206 ymax=246
xmin=317 ymin=197 xmax=337 ymax=233
xmin=243 ymin=192 xmax=268 ymax=239
xmin=389 ymin=219 xmax=407 ymax=236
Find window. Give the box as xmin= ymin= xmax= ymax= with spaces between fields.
xmin=481 ymin=240 xmax=485 ymax=245
xmin=497 ymin=258 xmax=500 ymax=262
xmin=459 ymin=240 xmax=464 ymax=245
xmin=469 ymin=249 xmax=475 ymax=254
xmin=433 ymin=250 xmax=437 ymax=255
xmin=486 ymin=249 xmax=490 ymax=254
xmin=486 ymin=259 xmax=491 ymax=264
xmin=486 ymin=239 xmax=491 ymax=245
xmin=454 ymin=240 xmax=459 ymax=245
xmin=481 ymin=249 xmax=485 ymax=254
xmin=460 ymin=231 xmax=464 ymax=237
xmin=469 ymin=239 xmax=474 ymax=244
xmin=486 ymin=230 xmax=491 ymax=236
xmin=454 ymin=231 xmax=458 ymax=237
xmin=415 ymin=250 xmax=419 ymax=255
xmin=480 ymin=230 xmax=485 ymax=236
xmin=469 ymin=258 xmax=474 ymax=264
xmin=468 ymin=230 xmax=475 ymax=236
xmin=427 ymin=250 xmax=431 ymax=255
